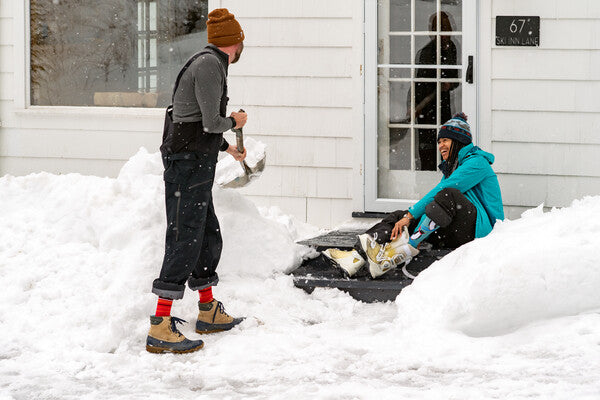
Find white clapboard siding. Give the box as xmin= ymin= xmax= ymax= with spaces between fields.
xmin=493 ymin=142 xmax=600 ymax=177
xmin=221 ymin=0 xmax=353 ymax=18
xmin=2 ymin=107 xmax=164 ymax=132
xmin=0 ymin=100 xmax=13 ymax=120
xmin=313 ymin=169 xmax=353 ymax=199
xmin=0 ymin=1 xmax=13 ymax=17
xmin=239 ymin=18 xmax=353 ymax=48
xmin=248 ymin=195 xmax=355 ymax=229
xmin=535 ymin=20 xmax=600 ymax=50
xmin=491 ymin=111 xmax=600 ymax=145
xmin=0 ymin=156 xmax=125 ymax=178
xmin=499 ymin=174 xmax=600 ymax=207
xmin=492 ymin=80 xmax=600 ymax=113
xmin=493 ymin=0 xmax=600 ymax=19
xmin=228 ymin=76 xmax=353 ymax=108
xmin=0 ymin=72 xmax=12 ymax=100
xmin=231 ymin=47 xmax=352 ymax=78
xmin=0 ymin=18 xmax=12 ymax=45
xmin=492 ymin=49 xmax=600 ymax=81
xmin=0 ymin=46 xmax=13 ymax=72
xmin=224 ymin=105 xmax=354 ymax=138
xmin=555 ymin=0 xmax=600 ymax=18
xmin=0 ymin=128 xmax=161 ymax=160
xmin=229 ymin=135 xmax=353 ymax=168
xmin=307 ymin=198 xmax=354 ymax=228
xmin=244 ymin=195 xmax=309 ymax=222
xmin=236 ymin=165 xmax=352 ymax=199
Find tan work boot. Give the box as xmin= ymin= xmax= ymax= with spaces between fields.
xmin=322 ymin=248 xmax=366 ymax=277
xmin=196 ymin=299 xmax=244 ymax=334
xmin=146 ymin=316 xmax=204 ymax=354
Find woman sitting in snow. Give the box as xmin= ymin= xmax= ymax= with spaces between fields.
xmin=325 ymin=112 xmax=504 ymax=279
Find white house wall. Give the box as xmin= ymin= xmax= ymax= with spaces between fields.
xmin=488 ymin=0 xmax=600 ymax=219
xmin=0 ymin=0 xmax=364 ymax=228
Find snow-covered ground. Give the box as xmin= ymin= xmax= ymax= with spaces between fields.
xmin=1 ymin=148 xmax=599 ymax=399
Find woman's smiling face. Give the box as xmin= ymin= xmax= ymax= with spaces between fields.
xmin=438 ymin=137 xmax=453 ymax=161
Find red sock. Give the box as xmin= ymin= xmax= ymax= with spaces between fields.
xmin=155 ymin=297 xmax=173 ymax=317
xmin=199 ymin=287 xmax=213 ymax=303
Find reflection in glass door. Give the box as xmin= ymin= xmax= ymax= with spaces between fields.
xmin=365 ymin=0 xmax=476 ymax=212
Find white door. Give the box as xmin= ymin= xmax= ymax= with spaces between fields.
xmin=365 ymin=0 xmax=477 ymax=212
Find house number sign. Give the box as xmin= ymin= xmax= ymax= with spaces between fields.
xmin=495 ymin=16 xmax=540 ymax=46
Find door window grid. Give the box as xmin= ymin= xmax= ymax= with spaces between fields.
xmin=378 ymin=0 xmax=463 ymax=171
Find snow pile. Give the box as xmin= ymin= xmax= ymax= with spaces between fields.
xmin=1 ymin=148 xmax=600 ymax=398
xmin=0 ymin=148 xmax=312 ymax=354
xmin=215 ymin=136 xmax=266 ymax=186
xmin=396 ymin=199 xmax=600 ymax=337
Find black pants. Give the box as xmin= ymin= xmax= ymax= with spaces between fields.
xmin=152 ymin=153 xmax=221 ymax=300
xmin=364 ymin=188 xmax=477 ymax=249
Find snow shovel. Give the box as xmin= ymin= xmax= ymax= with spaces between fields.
xmin=221 ymin=113 xmax=266 ymax=188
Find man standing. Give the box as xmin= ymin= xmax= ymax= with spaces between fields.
xmin=147 ymin=8 xmax=247 ymax=354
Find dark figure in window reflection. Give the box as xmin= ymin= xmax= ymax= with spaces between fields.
xmin=414 ymin=12 xmax=458 ymax=171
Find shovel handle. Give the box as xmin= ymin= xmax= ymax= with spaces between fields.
xmin=234 ymin=129 xmax=244 ymax=153
xmin=232 ymin=108 xmax=245 ymax=153
xmin=231 ymin=109 xmax=251 ymax=174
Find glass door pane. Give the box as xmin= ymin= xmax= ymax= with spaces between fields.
xmin=368 ymin=0 xmax=471 ymax=207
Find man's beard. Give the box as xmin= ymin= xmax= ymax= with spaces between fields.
xmin=231 ymin=44 xmax=243 ymax=64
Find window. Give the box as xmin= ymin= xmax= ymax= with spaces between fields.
xmin=30 ymin=0 xmax=208 ymax=108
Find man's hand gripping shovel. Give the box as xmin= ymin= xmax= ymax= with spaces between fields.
xmin=219 ymin=109 xmax=266 ymax=188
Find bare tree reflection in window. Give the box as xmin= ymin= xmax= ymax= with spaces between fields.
xmin=30 ymin=0 xmax=208 ymax=108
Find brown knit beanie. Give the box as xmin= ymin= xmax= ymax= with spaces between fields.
xmin=206 ymin=8 xmax=245 ymax=47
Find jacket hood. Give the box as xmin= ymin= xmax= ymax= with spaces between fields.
xmin=458 ymin=143 xmax=495 ymax=165
xmin=439 ymin=143 xmax=495 ymax=177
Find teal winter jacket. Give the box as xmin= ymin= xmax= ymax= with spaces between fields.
xmin=408 ymin=144 xmax=504 ymax=238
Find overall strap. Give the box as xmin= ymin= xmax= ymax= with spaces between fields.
xmin=171 ymin=50 xmax=212 ymax=102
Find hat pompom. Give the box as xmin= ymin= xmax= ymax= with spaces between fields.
xmin=452 ymin=112 xmax=468 ymax=122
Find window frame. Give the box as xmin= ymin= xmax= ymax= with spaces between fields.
xmin=14 ymin=0 xmax=218 ymax=116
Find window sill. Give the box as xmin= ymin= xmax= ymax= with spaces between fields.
xmin=14 ymin=105 xmax=164 ymax=118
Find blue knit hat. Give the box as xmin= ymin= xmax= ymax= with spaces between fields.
xmin=438 ymin=112 xmax=472 ymax=144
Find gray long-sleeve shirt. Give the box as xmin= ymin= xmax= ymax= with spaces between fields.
xmin=172 ymin=45 xmax=235 ymax=134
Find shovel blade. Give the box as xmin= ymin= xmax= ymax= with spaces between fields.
xmin=219 ymin=155 xmax=266 ymax=189
xmin=248 ymin=156 xmax=266 ymax=175
xmin=221 ymin=173 xmax=251 ymax=188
